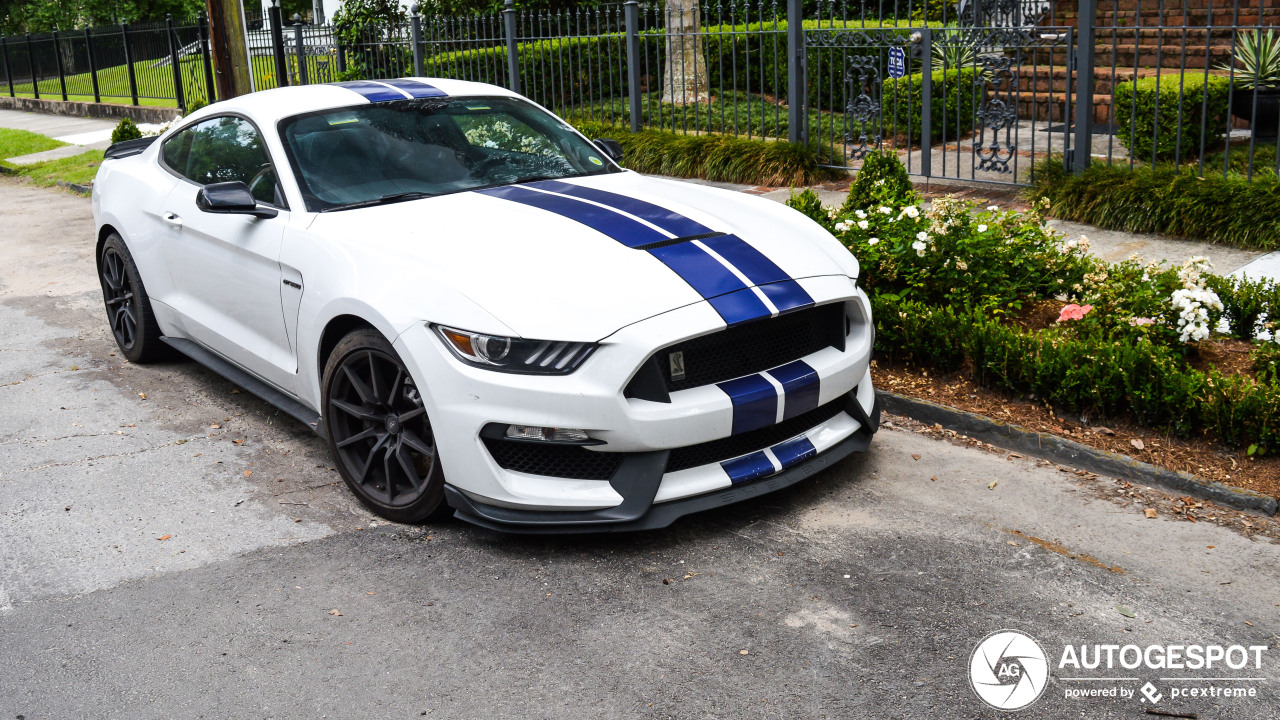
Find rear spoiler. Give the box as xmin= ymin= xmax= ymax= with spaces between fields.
xmin=104 ymin=136 xmax=158 ymax=160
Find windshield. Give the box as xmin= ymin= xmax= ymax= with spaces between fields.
xmin=278 ymin=96 xmax=618 ymax=211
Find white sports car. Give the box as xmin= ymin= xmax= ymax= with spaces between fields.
xmin=93 ymin=77 xmax=878 ymax=532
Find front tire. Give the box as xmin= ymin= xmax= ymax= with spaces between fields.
xmin=322 ymin=328 xmax=449 ymax=523
xmin=98 ymin=233 xmax=167 ymax=363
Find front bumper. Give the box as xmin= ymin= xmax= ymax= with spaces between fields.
xmin=444 ymin=391 xmax=879 ymax=534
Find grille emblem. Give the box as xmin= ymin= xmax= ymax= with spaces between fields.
xmin=669 ymin=351 xmax=686 ymax=381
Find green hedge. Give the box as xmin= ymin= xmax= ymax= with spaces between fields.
xmin=1028 ymin=158 xmax=1280 ymax=250
xmin=574 ymin=120 xmax=841 ymax=186
xmin=882 ymin=69 xmax=979 ymax=142
xmin=873 ymin=295 xmax=1280 ymax=452
xmin=425 ymin=20 xmax=937 ymax=113
xmin=1112 ymin=74 xmax=1231 ymax=163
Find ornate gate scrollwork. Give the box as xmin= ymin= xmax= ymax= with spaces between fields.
xmin=843 ymin=55 xmax=881 ymax=160
xmin=974 ymin=53 xmax=1020 ymax=173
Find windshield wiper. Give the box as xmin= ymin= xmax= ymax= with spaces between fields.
xmin=322 ymin=191 xmax=435 ymax=212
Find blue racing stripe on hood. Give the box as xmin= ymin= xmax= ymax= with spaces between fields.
xmin=528 ymin=179 xmax=713 ymax=238
xmin=476 ymin=185 xmax=667 ymax=247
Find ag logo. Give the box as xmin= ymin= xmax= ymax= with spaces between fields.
xmin=969 ymin=630 xmax=1049 ymax=711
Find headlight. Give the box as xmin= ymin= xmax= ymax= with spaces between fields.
xmin=434 ymin=325 xmax=596 ymax=375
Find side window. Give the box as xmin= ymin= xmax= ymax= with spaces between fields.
xmin=170 ymin=116 xmax=283 ymax=207
xmin=161 ymin=127 xmax=193 ymax=172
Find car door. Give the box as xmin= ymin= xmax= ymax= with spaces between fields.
xmin=157 ymin=114 xmax=297 ymax=393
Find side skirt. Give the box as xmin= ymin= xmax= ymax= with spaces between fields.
xmin=160 ymin=336 xmax=324 ymax=438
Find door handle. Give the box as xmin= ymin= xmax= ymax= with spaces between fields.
xmin=162 ymin=212 xmax=182 ymax=229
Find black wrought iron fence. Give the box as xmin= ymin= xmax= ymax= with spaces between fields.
xmin=3 ymin=0 xmax=1276 ymax=186
xmin=0 ymin=14 xmax=215 ymax=109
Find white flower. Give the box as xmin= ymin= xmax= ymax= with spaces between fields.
xmin=1215 ymin=317 xmax=1231 ymax=334
xmin=878 ymin=206 xmax=892 ymax=215
xmin=912 ymin=240 xmax=927 ymax=256
xmin=955 ymin=260 xmax=968 ymax=271
xmin=834 ymin=220 xmax=852 ymax=232
xmin=916 ymin=231 xmax=929 ymax=242
xmin=987 ymin=205 xmax=999 ymax=211
xmin=977 ymin=224 xmax=988 ymax=233
xmin=826 ymin=206 xmax=839 ymax=220
xmin=857 ymin=220 xmax=869 ymax=230
xmin=867 ymin=237 xmax=879 ymax=246
xmin=901 ymin=206 xmax=920 ymax=219
xmin=855 ymin=209 xmax=867 ymax=219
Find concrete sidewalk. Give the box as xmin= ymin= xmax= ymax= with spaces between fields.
xmin=0 ymin=108 xmax=168 ymax=165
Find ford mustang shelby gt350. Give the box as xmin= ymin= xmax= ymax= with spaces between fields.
xmin=93 ymin=77 xmax=878 ymax=531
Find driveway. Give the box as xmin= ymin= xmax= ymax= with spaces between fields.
xmin=0 ymin=180 xmax=1276 ymax=719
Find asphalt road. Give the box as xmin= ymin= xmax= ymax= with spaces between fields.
xmin=0 ymin=180 xmax=1277 ymax=720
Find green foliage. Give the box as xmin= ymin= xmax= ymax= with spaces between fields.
xmin=784 ymin=188 xmax=828 ymax=226
xmin=110 ymin=117 xmax=142 ymax=144
xmin=333 ymin=0 xmax=409 ymax=81
xmin=184 ymin=96 xmax=207 ymax=114
xmin=0 ymin=127 xmax=65 ymax=159
xmin=882 ymin=69 xmax=979 ymax=142
xmin=1206 ymin=274 xmax=1280 ymax=341
xmin=3 ymin=148 xmax=104 ymax=187
xmin=575 ymin=120 xmax=840 ymax=187
xmin=0 ymin=0 xmax=202 ymax=33
xmin=1217 ymin=29 xmax=1280 ymax=90
xmin=1028 ymin=158 xmax=1280 ymax=250
xmin=1112 ymin=74 xmax=1232 ymax=162
xmin=842 ymin=148 xmax=919 ymax=213
xmin=1202 ymin=143 xmax=1278 ymax=175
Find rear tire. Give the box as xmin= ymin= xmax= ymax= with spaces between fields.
xmin=322 ymin=328 xmax=450 ymax=524
xmin=99 ymin=233 xmax=167 ymax=364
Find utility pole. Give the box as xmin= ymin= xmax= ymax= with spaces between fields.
xmin=205 ymin=0 xmax=253 ymax=99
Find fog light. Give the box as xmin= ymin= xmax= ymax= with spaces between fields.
xmin=505 ymin=425 xmax=591 ymax=443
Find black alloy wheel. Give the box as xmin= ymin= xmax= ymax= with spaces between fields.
xmin=101 ymin=247 xmax=137 ymax=350
xmin=323 ymin=329 xmax=448 ymax=522
xmin=98 ymin=233 xmax=166 ymax=363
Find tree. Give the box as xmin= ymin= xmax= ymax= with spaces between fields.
xmin=661 ymin=0 xmax=708 ymax=105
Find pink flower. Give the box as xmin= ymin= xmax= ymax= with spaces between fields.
xmin=1128 ymin=317 xmax=1155 ymax=327
xmin=1056 ymin=304 xmax=1094 ymax=323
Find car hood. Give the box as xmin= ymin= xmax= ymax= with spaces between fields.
xmin=307 ymin=172 xmax=858 ymax=341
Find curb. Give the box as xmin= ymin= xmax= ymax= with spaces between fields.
xmin=56 ymin=180 xmax=92 ymax=196
xmin=0 ymin=96 xmax=181 ymax=125
xmin=876 ymin=391 xmax=1279 ymax=516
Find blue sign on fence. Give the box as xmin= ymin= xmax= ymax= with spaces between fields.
xmin=887 ymin=47 xmax=906 ymax=79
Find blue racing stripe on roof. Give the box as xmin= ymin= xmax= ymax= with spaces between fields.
xmin=528 ymin=180 xmax=713 ymax=237
xmin=717 ymin=373 xmax=779 ymax=436
xmin=476 ymin=185 xmax=668 ymax=247
xmin=384 ymin=78 xmax=448 ymax=98
xmin=771 ymin=435 xmax=817 ymax=469
xmin=765 ymin=360 xmax=820 ymax=420
xmin=330 ymin=80 xmax=409 ymax=102
xmin=721 ymin=451 xmax=775 ymax=484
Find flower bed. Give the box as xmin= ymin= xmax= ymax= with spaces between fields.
xmin=789 ymin=151 xmax=1280 ymax=461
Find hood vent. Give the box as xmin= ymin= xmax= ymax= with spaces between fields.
xmin=633 ymin=231 xmax=727 ymax=252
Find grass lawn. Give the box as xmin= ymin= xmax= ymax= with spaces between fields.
xmin=0 ymin=128 xmax=67 ymax=159
xmin=1 ymin=150 xmax=104 ymax=188
xmin=6 ymin=56 xmax=212 ymax=109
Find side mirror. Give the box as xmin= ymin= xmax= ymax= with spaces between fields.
xmin=196 ymin=181 xmax=278 ymax=219
xmin=592 ymin=138 xmax=624 ymax=165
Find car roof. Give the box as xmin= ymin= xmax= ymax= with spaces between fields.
xmin=183 ymin=77 xmax=521 ymax=126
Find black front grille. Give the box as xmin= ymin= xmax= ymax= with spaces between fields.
xmin=630 ymin=303 xmax=845 ymax=396
xmin=665 ymin=397 xmax=847 ymax=473
xmin=483 ymin=439 xmax=624 ymax=480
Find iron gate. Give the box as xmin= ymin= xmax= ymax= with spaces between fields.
xmin=801 ymin=6 xmax=1077 ymax=186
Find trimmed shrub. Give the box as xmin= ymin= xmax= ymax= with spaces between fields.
xmin=842 ymin=147 xmax=919 ymax=213
xmin=575 ymin=120 xmax=840 ymax=186
xmin=882 ymin=69 xmax=979 ymax=142
xmin=1112 ymin=74 xmax=1231 ymax=162
xmin=1028 ymin=158 xmax=1280 ymax=250
xmin=110 ymin=118 xmax=142 ymax=144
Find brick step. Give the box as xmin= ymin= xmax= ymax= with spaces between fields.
xmin=1018 ymin=65 xmax=1229 ymax=94
xmin=1057 ymin=11 xmax=1280 ymax=26
xmin=1007 ymin=91 xmax=1114 ymax=123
